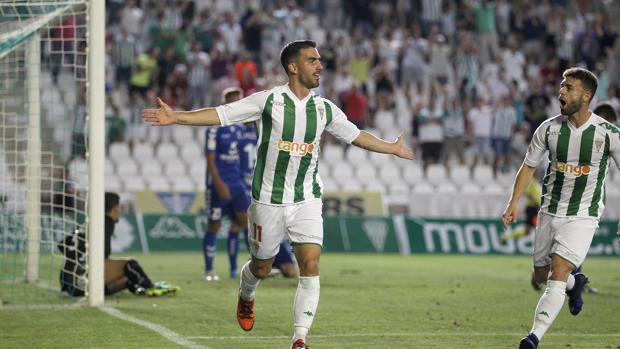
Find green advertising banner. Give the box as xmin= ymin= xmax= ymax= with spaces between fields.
xmin=112 ymin=214 xmax=620 ymax=257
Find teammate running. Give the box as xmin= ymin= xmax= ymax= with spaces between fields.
xmin=502 ymin=68 xmax=620 ymax=349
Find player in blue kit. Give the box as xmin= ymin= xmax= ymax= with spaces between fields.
xmin=235 ymin=88 xmax=299 ymax=279
xmin=203 ymin=87 xmax=250 ymax=281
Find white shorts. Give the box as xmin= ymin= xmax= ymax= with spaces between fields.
xmin=533 ymin=213 xmax=598 ymax=268
xmin=247 ymin=199 xmax=323 ymax=260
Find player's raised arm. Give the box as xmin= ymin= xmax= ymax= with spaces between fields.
xmin=352 ymin=131 xmax=414 ymax=160
xmin=142 ymin=97 xmax=221 ymax=126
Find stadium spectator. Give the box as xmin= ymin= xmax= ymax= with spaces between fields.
xmin=373 ymin=61 xmax=396 ymax=111
xmin=441 ymin=97 xmax=467 ymax=169
xmin=119 ymin=0 xmax=143 ymax=38
xmin=106 ymin=102 xmax=126 ymax=149
xmin=492 ymin=95 xmax=518 ymax=175
xmin=111 ymin=27 xmax=140 ymax=88
xmin=342 ymin=83 xmax=369 ymax=130
xmin=129 ymin=47 xmax=158 ymax=97
xmin=473 ymin=0 xmax=500 ymax=65
xmin=468 ymin=96 xmax=493 ymax=168
xmin=142 ymin=39 xmax=413 ymax=349
xmin=524 ymin=79 xmax=551 ymax=135
xmin=416 ymin=81 xmax=446 ymax=169
xmin=186 ymin=42 xmax=211 ymax=109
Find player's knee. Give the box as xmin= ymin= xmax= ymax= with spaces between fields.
xmin=298 ymin=259 xmax=319 ymax=276
xmin=249 ymin=261 xmax=273 ymax=279
xmin=549 ymin=264 xmax=573 ymax=281
xmin=281 ymin=264 xmax=298 ymax=278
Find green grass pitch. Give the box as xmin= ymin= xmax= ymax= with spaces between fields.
xmin=1 ymin=253 xmax=619 ymax=348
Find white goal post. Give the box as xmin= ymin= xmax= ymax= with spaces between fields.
xmin=0 ymin=0 xmax=104 ymax=307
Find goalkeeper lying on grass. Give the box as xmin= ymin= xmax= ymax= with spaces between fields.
xmin=58 ymin=192 xmax=180 ymax=297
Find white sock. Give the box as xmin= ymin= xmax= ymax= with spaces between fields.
xmin=292 ymin=276 xmax=320 ymax=342
xmin=239 ymin=261 xmax=260 ymax=301
xmin=566 ymin=274 xmax=575 ymax=291
xmin=531 ymin=280 xmax=566 ymax=340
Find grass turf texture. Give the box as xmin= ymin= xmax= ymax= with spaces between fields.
xmin=1 ymin=253 xmax=619 ymax=349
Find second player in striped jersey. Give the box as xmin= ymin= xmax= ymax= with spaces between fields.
xmin=503 ymin=68 xmax=620 ymax=349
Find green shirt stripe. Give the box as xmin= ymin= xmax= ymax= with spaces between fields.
xmin=566 ymin=125 xmax=595 ymax=215
xmin=294 ymin=98 xmax=318 ymax=202
xmin=589 ymin=134 xmax=610 ymax=216
xmin=309 ymin=100 xmax=332 ymax=197
xmin=541 ymin=125 xmax=551 ymax=207
xmin=325 ymin=101 xmax=333 ymax=126
xmin=312 ymin=160 xmax=321 ymax=198
xmin=270 ymin=93 xmax=296 ymax=204
xmin=252 ymin=93 xmax=274 ymax=201
xmin=547 ymin=122 xmax=571 ymax=213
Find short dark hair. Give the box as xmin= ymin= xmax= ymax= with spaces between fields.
xmin=594 ymin=102 xmax=618 ymax=123
xmin=105 ymin=192 xmax=120 ymax=214
xmin=280 ymin=40 xmax=317 ymax=76
xmin=222 ymin=86 xmax=243 ymax=103
xmin=562 ymin=67 xmax=598 ymax=101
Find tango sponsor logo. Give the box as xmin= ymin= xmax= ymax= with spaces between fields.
xmin=554 ymin=161 xmax=590 ymax=177
xmin=277 ymin=139 xmax=315 ymax=156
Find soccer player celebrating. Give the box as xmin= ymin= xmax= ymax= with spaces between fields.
xmin=502 ymin=68 xmax=620 ymax=349
xmin=143 ymin=40 xmax=413 ymax=349
xmin=203 ymin=87 xmax=250 ymax=281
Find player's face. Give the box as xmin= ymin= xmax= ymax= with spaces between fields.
xmin=558 ymin=77 xmax=589 ymax=116
xmin=295 ymin=48 xmax=323 ymax=89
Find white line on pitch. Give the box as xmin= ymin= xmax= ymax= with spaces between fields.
xmin=99 ymin=306 xmax=210 ymax=349
xmin=188 ymin=332 xmax=620 ymax=340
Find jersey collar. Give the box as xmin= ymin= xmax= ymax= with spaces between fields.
xmin=284 ymin=83 xmax=315 ymax=104
xmin=566 ymin=111 xmax=594 ymax=132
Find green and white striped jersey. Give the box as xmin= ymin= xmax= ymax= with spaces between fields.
xmin=216 ymin=84 xmax=361 ymax=205
xmin=525 ymin=113 xmax=620 ymax=218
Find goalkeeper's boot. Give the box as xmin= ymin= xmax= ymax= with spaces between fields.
xmin=518 ymin=333 xmax=539 ymax=349
xmin=145 ymin=287 xmax=166 ymax=297
xmin=291 ymin=339 xmax=311 ymax=349
xmin=155 ymin=281 xmax=181 ymax=295
xmin=567 ymin=273 xmax=588 ymax=315
xmin=237 ymin=291 xmax=255 ymax=331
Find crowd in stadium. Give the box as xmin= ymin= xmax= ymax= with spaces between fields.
xmin=103 ymin=0 xmax=620 ymax=178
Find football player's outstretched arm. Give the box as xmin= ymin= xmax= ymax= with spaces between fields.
xmin=142 ymin=98 xmax=221 ymax=126
xmin=502 ymin=163 xmax=536 ymax=229
xmin=352 ymin=131 xmax=414 ymax=160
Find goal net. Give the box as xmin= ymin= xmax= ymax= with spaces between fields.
xmin=0 ymin=0 xmax=104 ymax=307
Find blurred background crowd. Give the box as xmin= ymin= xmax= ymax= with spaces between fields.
xmin=103 ymin=0 xmax=620 ymax=176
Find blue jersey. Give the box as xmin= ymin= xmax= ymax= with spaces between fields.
xmin=237 ymin=124 xmax=258 ymax=188
xmin=205 ymin=125 xmax=244 ymax=186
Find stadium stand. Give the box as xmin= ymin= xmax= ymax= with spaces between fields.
xmin=98 ymin=0 xmax=620 ymax=218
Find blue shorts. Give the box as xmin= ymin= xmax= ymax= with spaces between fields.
xmin=206 ymin=183 xmax=251 ymax=221
xmin=273 ymin=242 xmax=294 ymax=269
xmin=492 ymin=137 xmax=511 ymax=156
